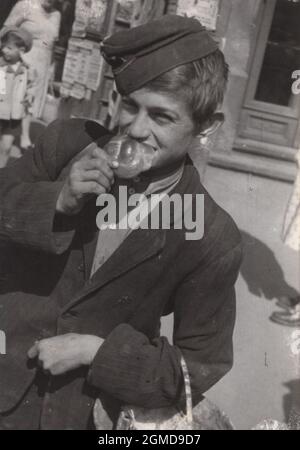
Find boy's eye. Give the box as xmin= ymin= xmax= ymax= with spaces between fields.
xmin=151 ymin=113 xmax=174 ymax=125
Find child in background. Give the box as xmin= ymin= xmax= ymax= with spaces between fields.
xmin=0 ymin=27 xmax=36 ymax=168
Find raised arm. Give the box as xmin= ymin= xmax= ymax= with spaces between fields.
xmin=0 ymin=119 xmax=112 ymax=254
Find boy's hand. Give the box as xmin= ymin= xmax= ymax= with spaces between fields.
xmin=27 ymin=334 xmax=104 ymax=375
xmin=56 ymin=144 xmax=118 ymax=215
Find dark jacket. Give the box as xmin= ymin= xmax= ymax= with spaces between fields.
xmin=0 ymin=119 xmax=242 ymax=429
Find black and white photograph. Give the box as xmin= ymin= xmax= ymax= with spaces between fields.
xmin=0 ymin=0 xmax=299 ymax=432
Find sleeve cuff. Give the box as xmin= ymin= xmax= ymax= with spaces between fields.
xmin=87 ymin=323 xmax=149 ymax=391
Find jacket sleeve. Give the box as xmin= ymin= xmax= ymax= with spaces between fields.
xmin=87 ymin=243 xmax=242 ymax=408
xmin=0 ymin=119 xmax=95 ymax=254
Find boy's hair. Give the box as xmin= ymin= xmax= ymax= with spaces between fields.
xmin=145 ymin=49 xmax=229 ymax=130
xmin=1 ymin=32 xmax=27 ymax=50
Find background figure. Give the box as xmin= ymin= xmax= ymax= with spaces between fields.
xmin=4 ymin=0 xmax=61 ymax=150
xmin=0 ymin=27 xmax=35 ymax=168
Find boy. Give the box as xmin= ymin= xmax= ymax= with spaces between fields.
xmin=0 ymin=27 xmax=35 ymax=168
xmin=0 ymin=15 xmax=242 ymax=429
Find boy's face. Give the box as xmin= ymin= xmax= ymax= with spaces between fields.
xmin=1 ymin=40 xmax=23 ymax=64
xmin=118 ymin=88 xmax=197 ymax=170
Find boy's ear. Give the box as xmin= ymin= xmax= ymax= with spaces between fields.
xmin=197 ymin=112 xmax=225 ymax=138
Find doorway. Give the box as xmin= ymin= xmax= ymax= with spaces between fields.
xmin=237 ymin=0 xmax=300 ymax=159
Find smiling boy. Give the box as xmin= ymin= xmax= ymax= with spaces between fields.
xmin=0 ymin=15 xmax=242 ymax=430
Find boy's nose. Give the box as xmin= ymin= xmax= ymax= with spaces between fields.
xmin=127 ymin=112 xmax=150 ymax=141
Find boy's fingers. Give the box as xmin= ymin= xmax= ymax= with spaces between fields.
xmin=27 ymin=341 xmax=39 ymax=359
xmin=77 ymin=159 xmax=116 ymax=178
xmin=76 ymin=181 xmax=107 ymax=196
xmin=79 ymin=171 xmax=113 ymax=189
xmin=90 ymin=147 xmax=119 ymax=169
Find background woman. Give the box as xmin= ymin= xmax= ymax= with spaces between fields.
xmin=4 ymin=0 xmax=61 ymax=150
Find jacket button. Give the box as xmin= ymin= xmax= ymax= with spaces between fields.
xmin=118 ymin=296 xmax=131 ymax=305
xmin=62 ymin=311 xmax=78 ymax=319
xmin=38 ymin=329 xmax=51 ymax=340
xmin=38 ymin=327 xmax=55 ymax=339
xmin=77 ymin=263 xmax=84 ymax=272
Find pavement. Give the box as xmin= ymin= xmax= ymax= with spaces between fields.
xmin=163 ymin=165 xmax=299 ymax=430
xmin=204 ymin=165 xmax=300 ymax=430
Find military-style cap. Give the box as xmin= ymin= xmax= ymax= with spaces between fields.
xmin=0 ymin=26 xmax=33 ymax=53
xmin=101 ymin=14 xmax=218 ymax=95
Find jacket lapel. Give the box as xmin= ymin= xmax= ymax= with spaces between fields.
xmin=61 ymin=159 xmax=199 ymax=312
xmin=61 ymin=227 xmax=166 ymax=313
xmin=76 ymin=199 xmax=99 ymax=281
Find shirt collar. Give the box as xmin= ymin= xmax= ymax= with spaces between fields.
xmin=113 ymin=157 xmax=187 ymax=196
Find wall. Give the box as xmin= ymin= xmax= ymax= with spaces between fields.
xmin=214 ymin=0 xmax=262 ymax=155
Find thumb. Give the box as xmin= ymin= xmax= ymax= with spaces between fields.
xmin=27 ymin=341 xmax=40 ymax=359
